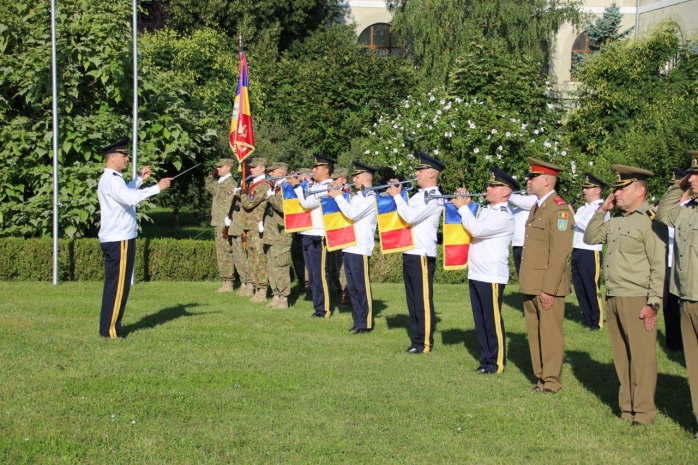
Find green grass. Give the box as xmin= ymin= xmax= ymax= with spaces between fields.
xmin=1 ymin=282 xmax=696 ymax=464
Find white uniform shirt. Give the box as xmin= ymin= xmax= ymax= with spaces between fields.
xmin=458 ymin=202 xmax=514 ymax=284
xmin=334 ymin=191 xmax=377 ymax=256
xmin=393 ymin=187 xmax=442 ymax=257
xmin=98 ymin=168 xmax=161 ymax=243
xmin=295 ymin=179 xmax=332 ymax=237
xmin=574 ymin=200 xmax=607 ymax=251
xmin=509 ymin=193 xmax=536 ymax=247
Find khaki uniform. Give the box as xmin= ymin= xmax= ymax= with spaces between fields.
xmin=585 ymin=201 xmax=666 ymax=424
xmin=657 ymin=186 xmax=698 ymax=426
xmin=264 ymin=184 xmax=292 ymax=301
xmin=519 ymin=192 xmax=573 ymax=392
xmin=205 ymin=175 xmax=237 ymax=281
xmin=240 ymin=178 xmax=270 ymax=293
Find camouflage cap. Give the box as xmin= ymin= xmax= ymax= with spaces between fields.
xmin=332 ymin=167 xmax=349 ymax=179
xmin=247 ymin=157 xmax=267 ymax=167
xmin=267 ymin=162 xmax=289 ymax=172
xmin=216 ymin=158 xmax=235 ymax=167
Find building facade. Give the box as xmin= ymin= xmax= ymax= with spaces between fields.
xmin=339 ymin=0 xmax=697 ymax=91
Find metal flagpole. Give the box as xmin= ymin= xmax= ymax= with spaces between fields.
xmin=131 ymin=0 xmax=138 ymax=285
xmin=51 ymin=0 xmax=60 ymax=285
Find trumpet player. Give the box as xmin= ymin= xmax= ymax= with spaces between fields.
xmin=386 ymin=152 xmax=445 ymax=354
xmin=287 ymin=154 xmax=336 ymax=318
xmin=451 ymin=168 xmax=517 ymax=374
xmin=570 ymin=173 xmax=608 ymax=332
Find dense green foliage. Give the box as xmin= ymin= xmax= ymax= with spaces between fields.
xmin=388 ymin=0 xmax=584 ymax=88
xmin=566 ymin=23 xmax=698 ymax=193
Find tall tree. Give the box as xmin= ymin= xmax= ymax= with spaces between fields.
xmin=388 ymin=0 xmax=584 ymax=88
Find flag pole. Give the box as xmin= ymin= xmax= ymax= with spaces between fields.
xmin=238 ymin=34 xmax=248 ymax=250
xmin=132 ymin=0 xmax=139 ymax=179
xmin=51 ymin=0 xmax=59 ymax=285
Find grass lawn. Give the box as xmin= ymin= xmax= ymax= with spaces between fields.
xmin=1 ymin=281 xmax=696 ymax=464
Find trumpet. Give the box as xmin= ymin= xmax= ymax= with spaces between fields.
xmin=363 ymin=178 xmax=417 ymax=194
xmin=570 ymin=193 xmax=584 ymax=208
xmin=424 ymin=189 xmax=528 ymax=203
xmin=267 ymin=172 xmax=312 ymax=182
xmin=306 ymin=182 xmax=356 ymax=195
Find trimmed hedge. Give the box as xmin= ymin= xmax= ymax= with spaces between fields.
xmin=0 ymin=238 xmax=518 ymax=284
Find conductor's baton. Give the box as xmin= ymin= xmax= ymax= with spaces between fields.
xmin=172 ymin=163 xmax=202 ymax=180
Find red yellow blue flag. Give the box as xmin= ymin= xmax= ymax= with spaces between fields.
xmin=320 ymin=194 xmax=357 ymax=251
xmin=375 ymin=191 xmax=414 ymax=254
xmin=230 ymin=51 xmax=255 ymax=163
xmin=282 ymin=183 xmax=312 ymax=233
xmin=442 ymin=203 xmax=478 ymax=270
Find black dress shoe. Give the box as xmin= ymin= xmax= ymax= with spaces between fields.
xmin=348 ymin=327 xmax=358 ymax=333
xmin=311 ymin=313 xmax=324 ymax=318
xmin=534 ymin=387 xmax=556 ymax=394
xmin=475 ymin=367 xmax=495 ymax=374
xmin=354 ymin=328 xmax=373 ymax=334
xmin=406 ymin=347 xmax=422 ymax=354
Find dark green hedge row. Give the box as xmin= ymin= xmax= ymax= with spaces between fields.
xmin=0 ymin=238 xmax=518 ymax=284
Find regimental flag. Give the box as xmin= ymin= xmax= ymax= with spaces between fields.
xmin=442 ymin=202 xmax=479 ymax=270
xmin=230 ymin=51 xmax=255 ymax=163
xmin=375 ymin=191 xmax=414 ymax=254
xmin=320 ymin=193 xmax=357 ymax=251
xmin=282 ymin=182 xmax=312 ymax=233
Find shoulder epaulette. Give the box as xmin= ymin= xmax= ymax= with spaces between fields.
xmin=499 ymin=206 xmax=507 ymax=212
xmin=553 ymin=197 xmax=566 ymax=206
xmin=646 ymin=209 xmax=656 ymax=221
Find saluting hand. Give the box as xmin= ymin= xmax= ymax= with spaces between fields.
xmin=600 ymin=193 xmax=616 ymax=212
xmin=678 ymin=174 xmax=691 ymax=189
xmin=639 ymin=305 xmax=657 ymax=332
xmin=158 ymin=177 xmax=173 ymax=191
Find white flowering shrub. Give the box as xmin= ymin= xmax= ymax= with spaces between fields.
xmin=363 ymin=88 xmax=589 ymax=199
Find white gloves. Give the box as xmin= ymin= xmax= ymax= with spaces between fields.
xmin=233 ymin=187 xmax=241 ymax=195
xmin=224 ymin=217 xmax=231 ymax=227
xmin=266 ymin=188 xmax=274 ymax=198
xmin=258 ymin=221 xmax=264 ymax=233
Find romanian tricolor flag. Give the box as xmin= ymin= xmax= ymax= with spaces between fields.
xmin=375 ymin=191 xmax=414 ymax=254
xmin=282 ymin=183 xmax=312 ymax=233
xmin=320 ymin=194 xmax=357 ymax=251
xmin=230 ymin=51 xmax=255 ymax=163
xmin=442 ymin=203 xmax=479 ymax=270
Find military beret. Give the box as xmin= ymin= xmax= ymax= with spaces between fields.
xmin=582 ymin=172 xmax=607 ymax=189
xmin=610 ymin=164 xmax=654 ymax=189
xmin=100 ymin=137 xmax=129 ymax=155
xmin=526 ymin=157 xmax=563 ymax=177
xmin=416 ymin=151 xmax=445 ymax=172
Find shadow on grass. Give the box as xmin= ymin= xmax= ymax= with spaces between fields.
xmin=506 ymin=331 xmax=537 ymax=384
xmin=657 ymin=329 xmax=686 ymax=368
xmin=441 ymin=328 xmax=481 ymax=364
xmin=385 ymin=312 xmax=443 ymax=339
xmin=122 ymin=303 xmax=210 ymax=336
xmin=567 ymin=349 xmax=694 ymax=431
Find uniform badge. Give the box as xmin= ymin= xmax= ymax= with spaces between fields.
xmin=558 ymin=212 xmax=568 ymax=219
xmin=558 ymin=219 xmax=568 ymax=231
xmin=228 ymin=190 xmax=233 ymax=195
xmin=249 ymin=194 xmax=254 ymax=200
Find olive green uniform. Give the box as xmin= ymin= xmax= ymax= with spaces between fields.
xmin=264 ymin=184 xmax=292 ymax=305
xmin=240 ymin=178 xmax=270 ymax=296
xmin=519 ymin=192 xmax=573 ymax=393
xmin=205 ymin=175 xmax=237 ymax=283
xmin=657 ymin=186 xmax=698 ymax=428
xmin=585 ymin=201 xmax=666 ymax=424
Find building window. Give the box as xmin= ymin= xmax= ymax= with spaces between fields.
xmin=571 ymin=32 xmax=596 ymax=80
xmin=358 ymin=23 xmax=402 ymax=56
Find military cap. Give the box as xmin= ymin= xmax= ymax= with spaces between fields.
xmin=216 ymin=158 xmax=235 ymax=167
xmin=525 ymin=157 xmax=563 ymax=178
xmin=247 ymin=157 xmax=267 ymax=167
xmin=582 ymin=172 xmax=607 ymax=189
xmin=610 ymin=164 xmax=654 ymax=189
xmin=266 ymin=162 xmax=289 ymax=172
xmin=487 ymin=167 xmax=520 ymax=191
xmin=312 ymin=153 xmax=337 ymax=167
xmin=667 ymin=168 xmax=686 ymax=185
xmin=332 ymin=167 xmax=350 ymax=180
xmin=100 ymin=137 xmax=129 ymax=155
xmin=416 ymin=151 xmax=445 ymax=172
xmin=686 ymin=150 xmax=698 ymax=174
xmin=296 ymin=167 xmax=312 ymax=176
xmin=352 ymin=160 xmax=378 ymax=176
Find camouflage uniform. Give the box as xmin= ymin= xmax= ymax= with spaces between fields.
xmin=230 ymin=189 xmax=252 ymax=296
xmin=205 ymin=159 xmax=238 ymax=292
xmin=240 ymin=158 xmax=270 ymax=301
xmin=264 ymin=163 xmax=293 ymax=309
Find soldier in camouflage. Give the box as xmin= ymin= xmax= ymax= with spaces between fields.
xmin=329 ymin=167 xmax=350 ymax=305
xmin=264 ymin=162 xmax=293 ymax=309
xmin=240 ymin=157 xmax=270 ymax=302
xmin=205 ymin=158 xmax=238 ymax=292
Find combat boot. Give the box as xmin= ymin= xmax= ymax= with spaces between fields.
xmin=266 ymin=295 xmax=279 ymax=308
xmin=215 ymin=280 xmax=233 ymax=293
xmin=250 ymin=288 xmax=267 ymax=303
xmin=236 ymin=282 xmax=254 ymax=296
xmin=272 ymin=296 xmax=288 ymax=309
